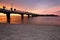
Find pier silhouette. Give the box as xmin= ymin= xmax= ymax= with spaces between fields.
xmin=0 ymin=6 xmax=40 ymax=23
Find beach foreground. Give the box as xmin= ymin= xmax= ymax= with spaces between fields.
xmin=0 ymin=23 xmax=60 ymax=40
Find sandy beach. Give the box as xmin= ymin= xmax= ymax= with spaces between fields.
xmin=0 ymin=23 xmax=60 ymax=40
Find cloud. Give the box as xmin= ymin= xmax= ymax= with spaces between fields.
xmin=0 ymin=0 xmax=60 ymax=15
xmin=55 ymin=11 xmax=60 ymax=14
xmin=0 ymin=0 xmax=60 ymax=8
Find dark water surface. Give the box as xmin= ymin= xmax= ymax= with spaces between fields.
xmin=0 ymin=16 xmax=60 ymax=40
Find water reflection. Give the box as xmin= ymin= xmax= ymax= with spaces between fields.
xmin=10 ymin=16 xmax=22 ymax=24
xmin=0 ymin=15 xmax=29 ymax=24
xmin=0 ymin=15 xmax=7 ymax=23
xmin=29 ymin=17 xmax=60 ymax=25
xmin=23 ymin=16 xmax=29 ymax=24
xmin=0 ymin=15 xmax=60 ymax=25
xmin=10 ymin=16 xmax=29 ymax=24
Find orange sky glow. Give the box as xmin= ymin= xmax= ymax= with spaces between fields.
xmin=0 ymin=1 xmax=60 ymax=16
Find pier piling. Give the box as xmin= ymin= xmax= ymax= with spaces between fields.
xmin=6 ymin=13 xmax=10 ymax=23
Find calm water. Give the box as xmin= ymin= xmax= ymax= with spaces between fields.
xmin=0 ymin=16 xmax=60 ymax=40
xmin=0 ymin=16 xmax=60 ymax=25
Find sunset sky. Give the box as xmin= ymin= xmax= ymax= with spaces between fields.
xmin=0 ymin=0 xmax=60 ymax=15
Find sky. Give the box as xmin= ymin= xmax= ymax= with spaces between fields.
xmin=0 ymin=0 xmax=60 ymax=15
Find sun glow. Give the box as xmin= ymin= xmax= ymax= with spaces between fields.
xmin=0 ymin=13 xmax=6 ymax=16
xmin=0 ymin=2 xmax=60 ymax=15
xmin=10 ymin=14 xmax=21 ymax=16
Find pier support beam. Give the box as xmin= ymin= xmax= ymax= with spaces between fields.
xmin=6 ymin=13 xmax=10 ymax=23
xmin=21 ymin=14 xmax=24 ymax=23
xmin=28 ymin=14 xmax=30 ymax=18
xmin=21 ymin=14 xmax=24 ymax=20
xmin=32 ymin=15 xmax=34 ymax=17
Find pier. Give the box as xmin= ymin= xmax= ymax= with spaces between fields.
xmin=0 ymin=7 xmax=40 ymax=23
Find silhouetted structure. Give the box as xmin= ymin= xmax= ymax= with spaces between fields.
xmin=10 ymin=8 xmax=13 ymax=11
xmin=0 ymin=7 xmax=40 ymax=23
xmin=14 ymin=9 xmax=16 ymax=11
xmin=0 ymin=6 xmax=58 ymax=23
xmin=6 ymin=13 xmax=10 ymax=23
xmin=3 ymin=6 xmax=6 ymax=9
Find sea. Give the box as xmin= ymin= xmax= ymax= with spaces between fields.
xmin=0 ymin=15 xmax=60 ymax=40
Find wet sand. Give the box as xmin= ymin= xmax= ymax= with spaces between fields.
xmin=0 ymin=23 xmax=60 ymax=40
